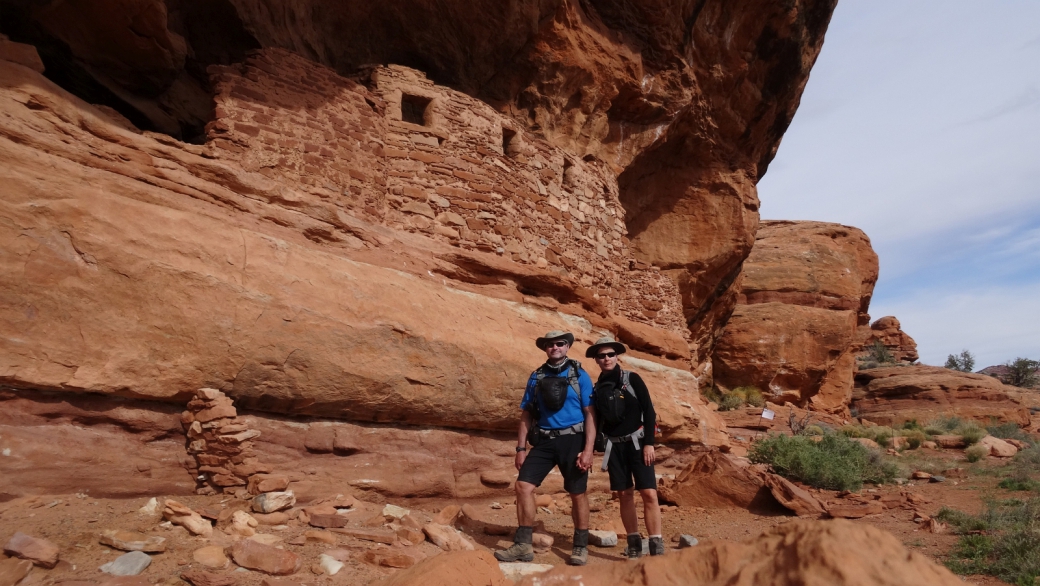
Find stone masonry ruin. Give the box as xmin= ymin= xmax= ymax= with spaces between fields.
xmin=205 ymin=49 xmax=687 ymax=338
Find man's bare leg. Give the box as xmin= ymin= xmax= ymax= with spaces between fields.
xmin=516 ymin=481 xmax=538 ymax=526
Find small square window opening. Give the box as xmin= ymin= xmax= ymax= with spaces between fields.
xmin=401 ymin=94 xmax=432 ymax=126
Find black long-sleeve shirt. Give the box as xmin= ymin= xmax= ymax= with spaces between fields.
xmin=595 ymin=366 xmax=656 ymax=445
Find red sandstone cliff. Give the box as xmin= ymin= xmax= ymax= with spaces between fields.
xmin=0 ymin=0 xmax=837 ymax=497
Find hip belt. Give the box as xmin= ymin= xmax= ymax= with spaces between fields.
xmin=601 ymin=426 xmax=644 ymax=471
xmin=534 ymin=422 xmax=584 ymax=439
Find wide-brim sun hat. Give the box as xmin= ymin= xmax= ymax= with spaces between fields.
xmin=585 ymin=335 xmax=627 ymax=358
xmin=535 ymin=330 xmax=575 ymax=350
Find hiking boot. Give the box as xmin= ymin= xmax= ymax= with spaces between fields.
xmin=625 ymin=534 xmax=643 ymax=559
xmin=649 ymin=536 xmax=665 ymax=556
xmin=494 ymin=542 xmax=534 ymax=562
xmin=568 ymin=545 xmax=588 ymax=566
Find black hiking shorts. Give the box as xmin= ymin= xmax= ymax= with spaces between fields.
xmin=606 ymin=441 xmax=657 ymax=492
xmin=517 ymin=433 xmax=588 ymax=494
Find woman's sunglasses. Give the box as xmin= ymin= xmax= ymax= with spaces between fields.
xmin=596 ymin=352 xmax=617 ymax=360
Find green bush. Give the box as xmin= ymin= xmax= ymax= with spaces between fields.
xmin=998 ymin=472 xmax=1040 ymax=492
xmin=939 ymin=498 xmax=1040 ymax=585
xmin=718 ymin=393 xmax=744 ymax=411
xmin=925 ymin=415 xmax=964 ymax=436
xmin=901 ymin=429 xmax=927 ymax=449
xmin=802 ymin=425 xmax=826 ymax=437
xmin=704 ymin=386 xmax=766 ymax=411
xmin=987 ymin=422 xmax=1032 ymax=443
xmin=902 ymin=419 xmax=924 ymax=431
xmin=748 ymin=433 xmax=898 ymax=491
xmin=957 ymin=421 xmax=986 ymax=446
xmin=966 ymin=444 xmax=988 ymax=463
xmin=740 ymin=386 xmax=765 ymax=407
xmin=868 ymin=340 xmax=895 ymax=364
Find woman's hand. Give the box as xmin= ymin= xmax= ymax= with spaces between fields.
xmin=643 ymin=445 xmax=656 ymax=466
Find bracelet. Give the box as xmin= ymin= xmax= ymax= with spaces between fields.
xmin=516 ymin=446 xmax=527 ymax=452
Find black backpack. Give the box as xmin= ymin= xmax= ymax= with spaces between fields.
xmin=532 ymin=359 xmax=583 ymax=415
xmin=595 ymin=369 xmax=636 ymax=427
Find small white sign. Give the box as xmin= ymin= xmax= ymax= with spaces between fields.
xmin=761 ymin=409 xmax=775 ymax=420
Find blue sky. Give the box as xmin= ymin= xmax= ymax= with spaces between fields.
xmin=757 ymin=1 xmax=1040 ymax=368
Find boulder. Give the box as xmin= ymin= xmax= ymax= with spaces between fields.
xmin=713 ymin=221 xmax=879 ymax=414
xmin=826 ymin=501 xmax=884 ymax=519
xmin=181 ymin=570 xmax=237 ymax=586
xmin=229 ymin=511 xmax=259 ymax=537
xmin=98 ymin=530 xmax=166 ymax=553
xmin=422 ymin=524 xmax=476 ymax=552
xmin=99 ymin=552 xmax=152 ymax=576
xmin=372 ymin=550 xmax=510 ymax=586
xmin=163 ymin=501 xmax=212 ymax=537
xmin=513 ymin=519 xmax=962 ymax=585
xmin=0 ymin=557 xmax=33 ymax=586
xmin=658 ymin=450 xmax=777 ymax=511
xmin=227 ymin=540 xmax=301 ymax=575
xmin=3 ymin=533 xmax=60 ymax=568
xmin=977 ymin=435 xmax=1017 ymax=458
xmin=588 ymin=530 xmax=618 ymax=547
xmin=251 ymin=492 xmax=296 ymax=514
xmin=762 ymin=475 xmax=824 ymax=517
xmin=192 ymin=546 xmax=230 ymax=570
xmin=852 ymin=366 xmax=1031 ymax=427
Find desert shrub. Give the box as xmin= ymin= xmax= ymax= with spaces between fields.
xmin=1014 ymin=446 xmax=1040 ymax=474
xmin=902 ymin=419 xmax=924 ymax=431
xmin=998 ymin=471 xmax=1040 ymax=492
xmin=802 ymin=425 xmax=825 ymax=437
xmin=900 ymin=429 xmax=927 ymax=449
xmin=957 ymin=421 xmax=987 ymax=446
xmin=940 ymin=498 xmax=1040 ymax=584
xmin=867 ymin=340 xmax=895 ymax=364
xmin=748 ymin=433 xmax=898 ymax=491
xmin=966 ymin=444 xmax=988 ymax=463
xmin=839 ymin=424 xmax=896 ymax=447
xmin=925 ymin=415 xmax=964 ymax=436
xmin=740 ymin=386 xmax=765 ymax=407
xmin=718 ymin=393 xmax=745 ymax=411
xmin=987 ymin=422 xmax=1032 ymax=443
xmin=704 ymin=386 xmax=766 ymax=411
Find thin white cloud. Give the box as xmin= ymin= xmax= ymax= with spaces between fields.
xmin=757 ymin=0 xmax=1040 ymax=364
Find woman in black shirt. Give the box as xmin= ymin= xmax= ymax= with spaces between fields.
xmin=587 ymin=336 xmax=664 ymax=558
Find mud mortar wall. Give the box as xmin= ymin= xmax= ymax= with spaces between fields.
xmin=206 ymin=49 xmax=686 ymax=335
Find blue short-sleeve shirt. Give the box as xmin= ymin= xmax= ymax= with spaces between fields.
xmin=519 ymin=363 xmax=594 ymax=430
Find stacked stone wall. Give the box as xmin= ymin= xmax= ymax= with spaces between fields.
xmin=206 ymin=49 xmax=686 ymax=336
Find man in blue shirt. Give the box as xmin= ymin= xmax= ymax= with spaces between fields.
xmin=494 ymin=330 xmax=597 ymax=566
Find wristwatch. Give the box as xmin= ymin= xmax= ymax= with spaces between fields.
xmin=516 ymin=446 xmax=527 ymax=452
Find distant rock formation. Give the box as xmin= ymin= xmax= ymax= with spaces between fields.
xmin=855 ymin=316 xmax=919 ymax=364
xmin=851 ymin=365 xmax=1031 ymax=427
xmin=712 ymin=221 xmax=879 ymax=414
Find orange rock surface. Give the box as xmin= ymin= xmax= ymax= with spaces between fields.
xmin=514 ymin=519 xmax=962 ymax=586
xmin=852 ymin=365 xmax=1031 ymax=427
xmin=713 ymin=221 xmax=879 ymax=413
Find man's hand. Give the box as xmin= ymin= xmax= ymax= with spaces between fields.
xmin=515 ymin=450 xmax=527 ymax=471
xmin=577 ymin=449 xmax=593 ymax=472
xmin=643 ymin=445 xmax=656 ymax=466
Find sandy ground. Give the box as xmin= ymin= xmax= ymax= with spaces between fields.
xmin=0 ymin=448 xmax=1024 ymax=586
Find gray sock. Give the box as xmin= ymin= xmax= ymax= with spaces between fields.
xmin=514 ymin=525 xmax=534 ymax=544
xmin=573 ymin=528 xmax=589 ymax=548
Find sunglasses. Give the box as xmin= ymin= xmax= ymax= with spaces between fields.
xmin=548 ymin=340 xmax=570 ymax=348
xmin=596 ymin=352 xmax=617 ymax=359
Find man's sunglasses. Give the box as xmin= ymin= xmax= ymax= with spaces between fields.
xmin=548 ymin=340 xmax=570 ymax=348
xmin=596 ymin=352 xmax=617 ymax=359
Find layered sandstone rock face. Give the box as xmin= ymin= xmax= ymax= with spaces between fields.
xmin=852 ymin=365 xmax=1031 ymax=427
xmin=0 ymin=0 xmax=836 ymax=495
xmin=712 ymin=221 xmax=879 ymax=413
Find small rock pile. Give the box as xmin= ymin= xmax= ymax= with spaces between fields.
xmin=181 ymin=388 xmax=267 ymax=495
